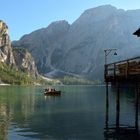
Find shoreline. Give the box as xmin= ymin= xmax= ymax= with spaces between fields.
xmin=0 ymin=83 xmax=10 ymax=86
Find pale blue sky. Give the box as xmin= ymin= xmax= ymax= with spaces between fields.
xmin=1 ymin=0 xmax=140 ymax=41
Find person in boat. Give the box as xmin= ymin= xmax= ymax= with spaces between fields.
xmin=45 ymin=88 xmax=51 ymax=92
xmin=45 ymin=87 xmax=56 ymax=93
xmin=48 ymin=87 xmax=52 ymax=92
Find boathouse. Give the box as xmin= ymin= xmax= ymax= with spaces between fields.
xmin=104 ymin=28 xmax=140 ymax=132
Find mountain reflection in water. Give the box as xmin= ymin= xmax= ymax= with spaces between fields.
xmin=0 ymin=85 xmax=140 ymax=139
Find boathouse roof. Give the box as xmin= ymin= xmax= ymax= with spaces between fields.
xmin=133 ymin=28 xmax=140 ymax=37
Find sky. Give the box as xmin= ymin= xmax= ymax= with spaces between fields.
xmin=1 ymin=0 xmax=140 ymax=41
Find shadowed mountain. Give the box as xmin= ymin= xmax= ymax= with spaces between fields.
xmin=12 ymin=5 xmax=140 ymax=81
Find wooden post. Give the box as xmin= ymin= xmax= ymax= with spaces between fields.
xmin=106 ymin=82 xmax=109 ymax=109
xmin=104 ymin=64 xmax=107 ymax=79
xmin=125 ymin=60 xmax=129 ymax=78
xmin=114 ymin=63 xmax=116 ymax=78
xmin=135 ymin=83 xmax=139 ymax=130
xmin=116 ymin=81 xmax=120 ymax=128
xmin=105 ymin=82 xmax=109 ymax=127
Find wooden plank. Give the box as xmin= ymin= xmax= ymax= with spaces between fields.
xmin=105 ymin=56 xmax=140 ymax=82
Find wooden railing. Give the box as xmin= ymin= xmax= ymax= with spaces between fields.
xmin=104 ymin=56 xmax=140 ymax=81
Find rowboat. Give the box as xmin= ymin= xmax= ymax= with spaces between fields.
xmin=44 ymin=88 xmax=61 ymax=96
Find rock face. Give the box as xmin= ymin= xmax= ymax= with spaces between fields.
xmin=0 ymin=20 xmax=38 ymax=78
xmin=12 ymin=5 xmax=140 ymax=81
xmin=0 ymin=20 xmax=15 ymax=65
xmin=13 ymin=20 xmax=70 ymax=74
xmin=13 ymin=47 xmax=38 ymax=77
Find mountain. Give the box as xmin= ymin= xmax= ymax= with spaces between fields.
xmin=12 ymin=5 xmax=140 ymax=81
xmin=13 ymin=20 xmax=70 ymax=74
xmin=13 ymin=47 xmax=38 ymax=77
xmin=0 ymin=20 xmax=38 ymax=84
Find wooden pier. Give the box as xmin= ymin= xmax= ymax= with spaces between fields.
xmin=104 ymin=56 xmax=140 ymax=133
xmin=104 ymin=27 xmax=140 ymax=139
xmin=105 ymin=56 xmax=140 ymax=82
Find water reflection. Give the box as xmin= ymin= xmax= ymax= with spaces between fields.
xmin=104 ymin=86 xmax=140 ymax=140
xmin=104 ymin=126 xmax=140 ymax=140
xmin=0 ymin=111 xmax=10 ymax=140
xmin=0 ymin=85 xmax=106 ymax=140
xmin=0 ymin=86 xmax=38 ymax=140
xmin=0 ymin=90 xmax=12 ymax=140
xmin=44 ymin=94 xmax=61 ymax=101
xmin=1 ymin=85 xmax=140 ymax=139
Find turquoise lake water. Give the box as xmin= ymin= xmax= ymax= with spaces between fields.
xmin=0 ymin=85 xmax=139 ymax=140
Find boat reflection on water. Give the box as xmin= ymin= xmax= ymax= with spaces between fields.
xmin=44 ymin=93 xmax=61 ymax=101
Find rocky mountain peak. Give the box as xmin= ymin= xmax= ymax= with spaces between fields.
xmin=48 ymin=20 xmax=70 ymax=27
xmin=0 ymin=20 xmax=15 ymax=65
xmin=74 ymin=5 xmax=124 ymax=25
xmin=45 ymin=20 xmax=70 ymax=39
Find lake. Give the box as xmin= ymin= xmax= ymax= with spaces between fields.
xmin=0 ymin=85 xmax=139 ymax=140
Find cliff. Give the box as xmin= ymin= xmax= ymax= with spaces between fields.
xmin=13 ymin=47 xmax=38 ymax=78
xmin=0 ymin=20 xmax=38 ymax=84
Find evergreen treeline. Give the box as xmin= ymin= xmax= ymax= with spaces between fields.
xmin=61 ymin=76 xmax=101 ymax=85
xmin=0 ymin=63 xmax=35 ymax=85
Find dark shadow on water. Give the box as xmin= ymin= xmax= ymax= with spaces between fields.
xmin=104 ymin=125 xmax=140 ymax=140
xmin=104 ymin=104 xmax=140 ymax=140
xmin=104 ymin=84 xmax=140 ymax=140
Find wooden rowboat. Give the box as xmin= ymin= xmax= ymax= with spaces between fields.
xmin=44 ymin=89 xmax=61 ymax=96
